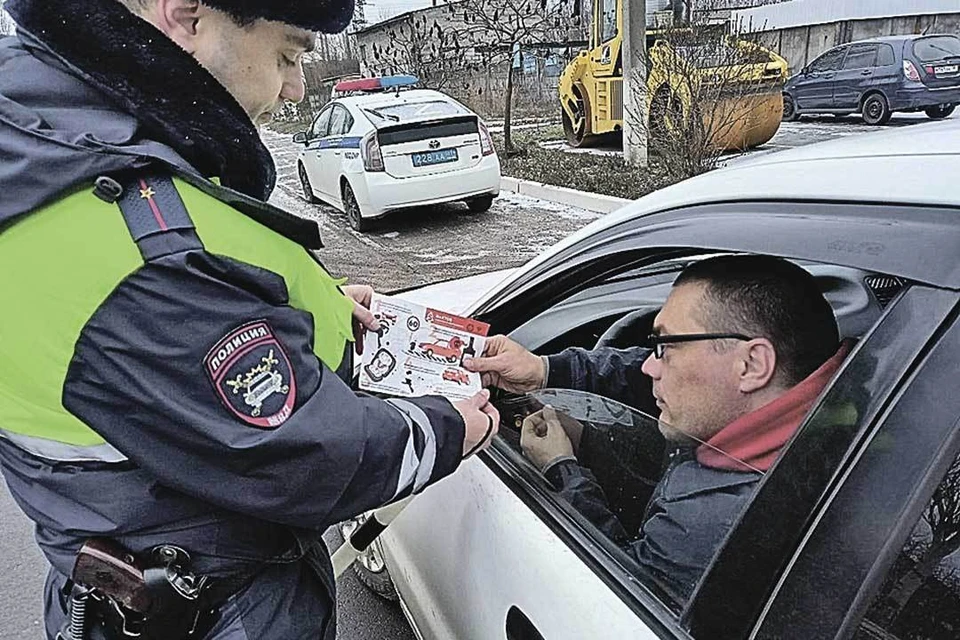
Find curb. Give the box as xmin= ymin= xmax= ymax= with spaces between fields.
xmin=500 ymin=176 xmax=631 ymax=214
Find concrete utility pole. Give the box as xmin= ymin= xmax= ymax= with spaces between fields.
xmin=622 ymin=0 xmax=647 ymax=165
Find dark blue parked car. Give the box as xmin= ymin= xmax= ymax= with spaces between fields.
xmin=782 ymin=34 xmax=960 ymax=125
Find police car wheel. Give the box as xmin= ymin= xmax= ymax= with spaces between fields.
xmin=342 ymin=183 xmax=371 ymax=232
xmin=466 ymin=195 xmax=494 ymax=213
xmin=299 ymin=163 xmax=319 ymax=204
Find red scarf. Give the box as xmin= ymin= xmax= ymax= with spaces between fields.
xmin=696 ymin=341 xmax=853 ymax=472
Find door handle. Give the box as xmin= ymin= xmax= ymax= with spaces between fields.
xmin=861 ymin=69 xmax=873 ymax=75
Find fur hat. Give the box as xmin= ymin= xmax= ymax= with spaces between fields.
xmin=201 ymin=0 xmax=356 ymax=34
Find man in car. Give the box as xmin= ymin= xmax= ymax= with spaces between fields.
xmin=465 ymin=255 xmax=850 ymax=601
xmin=0 ymin=1 xmax=498 ymax=638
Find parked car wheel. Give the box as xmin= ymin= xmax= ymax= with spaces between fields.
xmin=861 ymin=93 xmax=891 ymax=125
xmin=466 ymin=195 xmax=494 ymax=213
xmin=338 ymin=518 xmax=399 ymax=601
xmin=925 ymin=104 xmax=956 ymax=120
xmin=342 ymin=182 xmax=370 ymax=232
xmin=298 ymin=163 xmax=319 ymax=204
xmin=781 ymin=94 xmax=800 ymax=122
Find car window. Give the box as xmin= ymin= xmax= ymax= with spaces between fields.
xmin=911 ymin=35 xmax=960 ymax=63
xmin=328 ymin=106 xmax=348 ymax=136
xmin=877 ymin=43 xmax=896 ymax=66
xmin=810 ymin=47 xmax=847 ymax=72
xmin=855 ymin=449 xmax=960 ymax=639
xmin=310 ymin=108 xmax=333 ymax=139
xmin=842 ymin=44 xmax=878 ymax=70
xmin=363 ymin=100 xmax=467 ymax=122
xmin=489 ymin=249 xmax=897 ymax=618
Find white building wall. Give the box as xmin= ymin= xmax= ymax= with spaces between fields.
xmin=734 ymin=0 xmax=960 ymax=32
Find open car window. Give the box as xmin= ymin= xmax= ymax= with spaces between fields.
xmin=495 ymin=388 xmax=762 ymax=610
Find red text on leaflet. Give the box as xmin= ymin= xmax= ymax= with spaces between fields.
xmin=425 ymin=308 xmax=489 ymax=336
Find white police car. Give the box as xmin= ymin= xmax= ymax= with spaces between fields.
xmin=293 ymin=76 xmax=501 ymax=232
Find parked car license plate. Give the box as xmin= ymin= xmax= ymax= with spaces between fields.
xmin=411 ymin=148 xmax=458 ymax=167
xmin=934 ymin=64 xmax=959 ymax=76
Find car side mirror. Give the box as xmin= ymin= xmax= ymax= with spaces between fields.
xmin=292 ymin=131 xmax=308 ymax=145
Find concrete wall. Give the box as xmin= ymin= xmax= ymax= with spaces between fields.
xmin=752 ymin=12 xmax=960 ymax=73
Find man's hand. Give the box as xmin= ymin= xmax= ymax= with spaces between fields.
xmin=520 ymin=406 xmax=574 ymax=471
xmin=342 ymin=285 xmax=380 ymax=355
xmin=453 ymin=389 xmax=500 ymax=458
xmin=462 ymin=335 xmax=546 ymax=393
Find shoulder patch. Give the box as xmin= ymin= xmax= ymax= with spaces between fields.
xmin=204 ymin=321 xmax=297 ymax=428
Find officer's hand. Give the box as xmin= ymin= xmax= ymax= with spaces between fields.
xmin=453 ymin=389 xmax=500 ymax=458
xmin=462 ymin=335 xmax=545 ymax=393
xmin=521 ymin=407 xmax=574 ymax=471
xmin=343 ymin=285 xmax=380 ymax=355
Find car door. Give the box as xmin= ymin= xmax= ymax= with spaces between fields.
xmin=303 ymin=106 xmax=333 ymax=200
xmin=793 ymin=46 xmax=848 ymax=110
xmin=833 ymin=43 xmax=879 ymax=110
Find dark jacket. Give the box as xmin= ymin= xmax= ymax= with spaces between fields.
xmin=0 ymin=1 xmax=465 ymax=638
xmin=545 ymin=347 xmax=759 ymax=602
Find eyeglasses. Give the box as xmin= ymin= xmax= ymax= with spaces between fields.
xmin=646 ymin=333 xmax=753 ymax=359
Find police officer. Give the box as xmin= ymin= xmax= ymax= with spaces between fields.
xmin=0 ymin=0 xmax=498 ymax=638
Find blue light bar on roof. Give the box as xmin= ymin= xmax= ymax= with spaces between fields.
xmin=379 ymin=75 xmax=419 ymax=89
xmin=334 ymin=75 xmax=420 ymax=93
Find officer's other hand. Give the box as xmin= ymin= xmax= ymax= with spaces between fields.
xmin=462 ymin=335 xmax=545 ymax=393
xmin=454 ymin=389 xmax=500 ymax=458
xmin=521 ymin=406 xmax=574 ymax=471
xmin=343 ymin=285 xmax=380 ymax=355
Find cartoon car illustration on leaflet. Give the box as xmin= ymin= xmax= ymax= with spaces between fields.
xmin=442 ymin=368 xmax=470 ymax=385
xmin=418 ymin=336 xmax=464 ymax=363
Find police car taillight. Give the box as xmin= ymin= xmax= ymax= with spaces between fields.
xmin=903 ymin=60 xmax=921 ymax=82
xmin=479 ymin=122 xmax=495 ymax=156
xmin=360 ymin=132 xmax=385 ymax=172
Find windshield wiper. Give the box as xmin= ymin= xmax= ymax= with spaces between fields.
xmin=363 ymin=107 xmax=400 ymax=122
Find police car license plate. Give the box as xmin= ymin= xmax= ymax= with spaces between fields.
xmin=411 ymin=148 xmax=458 ymax=167
xmin=934 ymin=64 xmax=958 ymax=76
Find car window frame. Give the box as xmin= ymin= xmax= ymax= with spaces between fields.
xmin=842 ymin=43 xmax=879 ymax=70
xmin=328 ymin=105 xmax=348 ymax=137
xmin=877 ymin=43 xmax=896 ymax=67
xmin=310 ymin=106 xmax=333 ymax=139
xmin=809 ymin=46 xmax=848 ymax=73
xmin=481 ymin=277 xmax=954 ymax=639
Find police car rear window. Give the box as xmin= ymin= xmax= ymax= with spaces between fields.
xmin=366 ymin=101 xmax=467 ymax=121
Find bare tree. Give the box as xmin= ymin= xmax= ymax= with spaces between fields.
xmin=369 ymin=12 xmax=469 ymax=91
xmin=457 ymin=0 xmax=558 ymax=154
xmin=624 ymin=2 xmax=786 ymax=181
xmin=870 ymin=456 xmax=960 ymax=629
